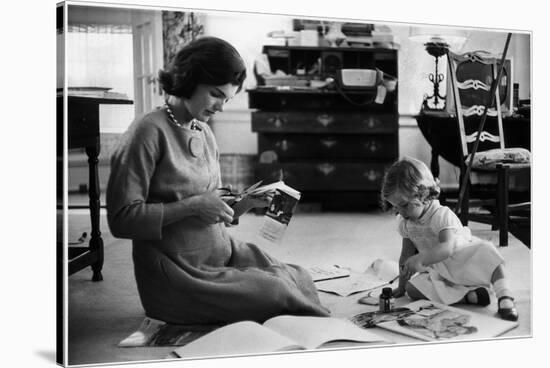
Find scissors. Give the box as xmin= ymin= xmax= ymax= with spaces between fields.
xmin=217 ymin=180 xmax=263 ymax=206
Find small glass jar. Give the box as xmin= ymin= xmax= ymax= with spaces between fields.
xmin=379 ymin=287 xmax=395 ymax=313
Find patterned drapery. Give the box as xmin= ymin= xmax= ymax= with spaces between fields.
xmin=162 ymin=11 xmax=204 ymax=67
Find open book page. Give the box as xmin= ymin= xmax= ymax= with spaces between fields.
xmin=172 ymin=321 xmax=303 ymax=358
xmin=262 ymin=315 xmax=389 ymax=350
xmin=354 ymin=300 xmax=518 ymax=342
xmin=257 ymin=182 xmax=301 ymax=245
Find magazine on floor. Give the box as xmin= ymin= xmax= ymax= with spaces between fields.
xmin=351 ymin=299 xmax=519 ymax=341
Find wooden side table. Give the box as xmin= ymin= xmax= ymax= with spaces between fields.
xmin=58 ymin=94 xmax=132 ymax=281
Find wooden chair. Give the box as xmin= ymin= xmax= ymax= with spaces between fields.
xmin=446 ymin=37 xmax=530 ymax=247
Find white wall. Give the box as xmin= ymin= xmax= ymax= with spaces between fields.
xmin=202 ymin=11 xmax=296 ymax=107
xmin=202 ymin=11 xmax=295 ymax=155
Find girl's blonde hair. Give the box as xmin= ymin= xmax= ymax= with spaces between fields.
xmin=380 ymin=156 xmax=440 ymax=211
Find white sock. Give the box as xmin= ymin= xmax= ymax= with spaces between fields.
xmin=493 ymin=278 xmax=512 ymax=300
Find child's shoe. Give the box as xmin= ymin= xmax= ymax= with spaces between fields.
xmin=465 ymin=287 xmax=491 ymax=306
xmin=497 ymin=296 xmax=518 ymax=321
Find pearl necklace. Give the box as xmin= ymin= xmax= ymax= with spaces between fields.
xmin=164 ymin=101 xmax=202 ymax=131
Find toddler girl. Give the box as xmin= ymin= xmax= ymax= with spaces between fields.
xmin=380 ymin=157 xmax=518 ymax=321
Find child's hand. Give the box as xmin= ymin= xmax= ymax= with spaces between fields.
xmin=392 ymin=287 xmax=406 ymax=298
xmin=403 ymin=254 xmax=428 ymax=276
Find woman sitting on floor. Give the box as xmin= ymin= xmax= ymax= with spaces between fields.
xmin=106 ymin=36 xmax=329 ymax=325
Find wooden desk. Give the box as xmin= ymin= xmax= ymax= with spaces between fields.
xmin=415 ymin=111 xmax=530 ymax=179
xmin=57 ymin=94 xmax=132 ymax=281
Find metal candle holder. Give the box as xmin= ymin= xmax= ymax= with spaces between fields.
xmin=422 ymin=41 xmax=449 ymax=111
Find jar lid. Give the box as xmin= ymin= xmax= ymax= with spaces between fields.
xmin=382 ymin=287 xmax=393 ymax=296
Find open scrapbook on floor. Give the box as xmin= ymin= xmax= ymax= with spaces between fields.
xmin=351 ymin=299 xmax=519 ymax=342
xmin=168 ymin=315 xmax=390 ymax=359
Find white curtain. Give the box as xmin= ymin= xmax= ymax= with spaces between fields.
xmin=66 ymin=24 xmax=133 ymax=97
xmin=66 ymin=23 xmax=135 ymax=133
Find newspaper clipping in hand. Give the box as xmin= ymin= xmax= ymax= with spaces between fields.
xmin=256 ymin=181 xmax=301 ymax=245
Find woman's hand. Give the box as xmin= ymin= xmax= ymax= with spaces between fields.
xmin=243 ymin=192 xmax=274 ymax=210
xmin=195 ymin=191 xmax=234 ymax=224
xmin=230 ymin=191 xmax=274 ymax=219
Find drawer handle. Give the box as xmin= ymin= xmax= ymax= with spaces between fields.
xmin=363 ymin=117 xmax=380 ymax=129
xmin=320 ymin=139 xmax=337 ymax=149
xmin=317 ymin=163 xmax=335 ymax=176
xmin=259 ymin=150 xmax=278 ymax=164
xmin=267 ymin=115 xmax=286 ymax=128
xmin=364 ymin=140 xmax=381 ymax=152
xmin=316 ymin=114 xmax=334 ymax=127
xmin=275 ymin=140 xmax=290 ymax=151
xmin=363 ymin=169 xmax=382 ymax=182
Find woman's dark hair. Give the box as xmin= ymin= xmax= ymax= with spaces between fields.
xmin=158 ymin=36 xmax=247 ymax=98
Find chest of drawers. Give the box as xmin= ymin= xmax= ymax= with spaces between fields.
xmin=248 ymin=46 xmax=399 ymax=209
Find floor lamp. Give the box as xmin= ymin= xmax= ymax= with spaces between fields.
xmin=409 ymin=27 xmax=468 ymax=111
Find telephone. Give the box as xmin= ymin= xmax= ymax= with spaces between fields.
xmin=336 ymin=69 xmax=382 ymax=89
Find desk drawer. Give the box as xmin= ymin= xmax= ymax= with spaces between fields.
xmin=257 ymin=162 xmax=389 ymax=191
xmin=252 ymin=111 xmax=397 ymax=133
xmin=248 ymin=89 xmax=397 ymax=111
xmin=259 ymin=134 xmax=397 ymax=159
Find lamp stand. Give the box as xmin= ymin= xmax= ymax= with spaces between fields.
xmin=422 ymin=41 xmax=449 ymax=111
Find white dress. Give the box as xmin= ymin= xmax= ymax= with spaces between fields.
xmin=397 ymin=200 xmax=504 ymax=304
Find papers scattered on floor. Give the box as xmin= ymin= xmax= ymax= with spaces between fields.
xmin=314 ymin=259 xmax=399 ymax=297
xmin=308 ymin=265 xmax=351 ymax=282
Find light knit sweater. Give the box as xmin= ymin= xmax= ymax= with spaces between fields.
xmin=106 ymin=107 xmax=328 ymax=325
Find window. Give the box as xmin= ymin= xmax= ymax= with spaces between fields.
xmin=66 ymin=14 xmax=135 ymax=133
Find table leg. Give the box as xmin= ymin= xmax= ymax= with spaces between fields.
xmin=86 ymin=142 xmax=104 ymax=281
